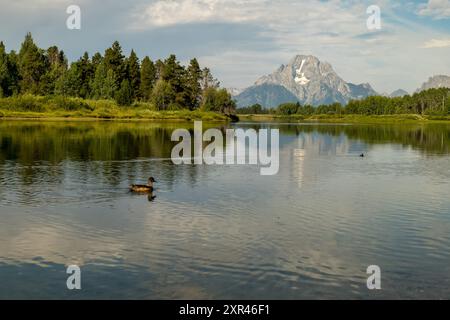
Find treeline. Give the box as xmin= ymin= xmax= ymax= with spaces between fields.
xmin=0 ymin=33 xmax=235 ymax=113
xmin=237 ymin=88 xmax=450 ymax=116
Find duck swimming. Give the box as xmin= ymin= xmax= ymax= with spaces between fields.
xmin=130 ymin=177 xmax=156 ymax=193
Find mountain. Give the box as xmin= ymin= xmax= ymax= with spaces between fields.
xmin=233 ymin=83 xmax=300 ymax=107
xmin=226 ymin=87 xmax=243 ymax=96
xmin=390 ymin=89 xmax=409 ymax=97
xmin=417 ymin=75 xmax=450 ymax=92
xmin=234 ymin=55 xmax=377 ymax=108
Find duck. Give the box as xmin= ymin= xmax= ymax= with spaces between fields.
xmin=360 ymin=153 xmax=365 ymax=157
xmin=130 ymin=177 xmax=156 ymax=193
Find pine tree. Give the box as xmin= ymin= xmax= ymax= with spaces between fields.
xmin=154 ymin=59 xmax=164 ymax=79
xmin=140 ymin=56 xmax=156 ymax=101
xmin=201 ymin=67 xmax=219 ymax=91
xmin=92 ymin=52 xmax=103 ymax=69
xmin=126 ymin=50 xmax=140 ymax=99
xmin=0 ymin=42 xmax=9 ymax=96
xmin=40 ymin=46 xmax=67 ymax=95
xmin=185 ymin=58 xmax=202 ymax=110
xmin=103 ymin=41 xmax=126 ymax=87
xmin=115 ymin=79 xmax=133 ymax=106
xmin=77 ymin=52 xmax=94 ymax=98
xmin=162 ymin=54 xmax=186 ymax=107
xmin=18 ymin=33 xmax=47 ymax=94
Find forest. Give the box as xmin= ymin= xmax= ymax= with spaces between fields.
xmin=237 ymin=88 xmax=450 ymax=117
xmin=0 ymin=33 xmax=236 ymax=114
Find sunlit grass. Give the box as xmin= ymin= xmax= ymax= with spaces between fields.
xmin=0 ymin=95 xmax=228 ymax=121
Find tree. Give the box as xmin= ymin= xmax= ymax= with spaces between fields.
xmin=152 ymin=79 xmax=175 ymax=110
xmin=18 ymin=33 xmax=47 ymax=94
xmin=0 ymin=42 xmax=9 ymax=96
xmin=201 ymin=87 xmax=235 ymax=113
xmin=115 ymin=79 xmax=133 ymax=106
xmin=201 ymin=67 xmax=219 ymax=91
xmin=162 ymin=54 xmax=186 ymax=107
xmin=90 ymin=63 xmax=116 ymax=99
xmin=103 ymin=41 xmax=126 ymax=87
xmin=40 ymin=46 xmax=67 ymax=95
xmin=126 ymin=50 xmax=140 ymax=99
xmin=55 ymin=62 xmax=82 ymax=97
xmin=185 ymin=58 xmax=202 ymax=110
xmin=140 ymin=56 xmax=156 ymax=101
xmin=77 ymin=52 xmax=94 ymax=98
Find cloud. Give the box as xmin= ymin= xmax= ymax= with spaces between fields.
xmin=129 ymin=0 xmax=262 ymax=29
xmin=418 ymin=0 xmax=450 ymax=19
xmin=129 ymin=0 xmax=368 ymax=33
xmin=422 ymin=38 xmax=450 ymax=48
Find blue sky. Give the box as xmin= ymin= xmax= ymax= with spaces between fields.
xmin=0 ymin=0 xmax=449 ymax=93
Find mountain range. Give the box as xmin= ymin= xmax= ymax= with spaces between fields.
xmin=232 ymin=55 xmax=450 ymax=108
xmin=233 ymin=55 xmax=377 ymax=108
xmin=416 ymin=75 xmax=450 ymax=92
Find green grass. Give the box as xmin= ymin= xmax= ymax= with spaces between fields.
xmin=238 ymin=113 xmax=450 ymax=123
xmin=0 ymin=95 xmax=229 ymax=121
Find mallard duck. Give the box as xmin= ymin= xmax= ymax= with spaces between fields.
xmin=130 ymin=177 xmax=156 ymax=193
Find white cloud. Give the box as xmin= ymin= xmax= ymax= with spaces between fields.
xmin=418 ymin=0 xmax=450 ymax=19
xmin=422 ymin=38 xmax=450 ymax=48
xmin=130 ymin=0 xmax=262 ymax=28
xmin=130 ymin=0 xmax=367 ymax=33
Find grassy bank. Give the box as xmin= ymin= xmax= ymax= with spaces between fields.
xmin=0 ymin=95 xmax=229 ymax=121
xmin=238 ymin=114 xmax=450 ymax=123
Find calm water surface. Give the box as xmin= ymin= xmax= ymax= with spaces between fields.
xmin=0 ymin=120 xmax=449 ymax=299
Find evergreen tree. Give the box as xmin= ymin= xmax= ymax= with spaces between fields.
xmin=91 ymin=52 xmax=103 ymax=69
xmin=115 ymin=79 xmax=133 ymax=106
xmin=40 ymin=46 xmax=67 ymax=95
xmin=140 ymin=56 xmax=156 ymax=101
xmin=185 ymin=58 xmax=202 ymax=110
xmin=18 ymin=33 xmax=47 ymax=94
xmin=154 ymin=59 xmax=165 ymax=79
xmin=201 ymin=67 xmax=219 ymax=91
xmin=162 ymin=54 xmax=186 ymax=107
xmin=0 ymin=42 xmax=9 ymax=96
xmin=7 ymin=51 xmax=20 ymax=95
xmin=103 ymin=41 xmax=126 ymax=87
xmin=77 ymin=52 xmax=94 ymax=98
xmin=126 ymin=50 xmax=140 ymax=99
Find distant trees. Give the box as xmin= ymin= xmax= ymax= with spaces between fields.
xmin=0 ymin=33 xmax=235 ymax=113
xmin=345 ymin=89 xmax=450 ymax=115
xmin=236 ymin=104 xmax=267 ymax=114
xmin=237 ymin=88 xmax=450 ymax=116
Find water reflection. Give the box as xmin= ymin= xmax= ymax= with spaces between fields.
xmin=0 ymin=120 xmax=449 ymax=299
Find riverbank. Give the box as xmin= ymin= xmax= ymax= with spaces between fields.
xmin=0 ymin=109 xmax=229 ymax=121
xmin=0 ymin=96 xmax=229 ymax=121
xmin=238 ymin=114 xmax=450 ymax=123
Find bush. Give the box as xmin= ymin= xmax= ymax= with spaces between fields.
xmin=2 ymin=94 xmax=45 ymax=112
xmin=51 ymin=96 xmax=93 ymax=111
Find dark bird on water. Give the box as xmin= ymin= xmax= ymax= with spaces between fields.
xmin=130 ymin=177 xmax=156 ymax=193
xmin=360 ymin=153 xmax=365 ymax=157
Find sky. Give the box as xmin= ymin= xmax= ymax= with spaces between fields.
xmin=0 ymin=0 xmax=450 ymax=93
